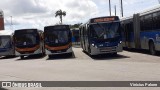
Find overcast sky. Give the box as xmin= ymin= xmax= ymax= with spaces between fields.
xmin=0 ymin=0 xmax=159 ymax=30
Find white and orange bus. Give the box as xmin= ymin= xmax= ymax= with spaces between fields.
xmin=44 ymin=25 xmax=72 ymax=58
xmin=14 ymin=29 xmax=44 ymax=59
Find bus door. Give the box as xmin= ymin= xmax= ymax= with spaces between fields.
xmin=82 ymin=27 xmax=86 ymax=50
xmin=79 ymin=28 xmax=83 ymax=49
xmin=125 ymin=24 xmax=131 ymax=48
xmin=84 ymin=25 xmax=89 ymax=51
xmin=86 ymin=24 xmax=91 ymax=52
xmin=121 ymin=24 xmax=127 ymax=47
xmin=133 ymin=14 xmax=141 ymax=49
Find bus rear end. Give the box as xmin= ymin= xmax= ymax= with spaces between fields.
xmin=14 ymin=29 xmax=43 ymax=59
xmin=44 ymin=25 xmax=72 ymax=57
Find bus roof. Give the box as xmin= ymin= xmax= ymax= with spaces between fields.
xmin=90 ymin=16 xmax=119 ymax=20
xmin=121 ymin=5 xmax=160 ymax=21
xmin=120 ymin=16 xmax=133 ymax=21
xmin=15 ymin=28 xmax=38 ymax=31
xmin=140 ymin=5 xmax=160 ymax=16
xmin=44 ymin=25 xmax=69 ymax=28
xmin=44 ymin=25 xmax=70 ymax=31
xmin=0 ymin=30 xmax=13 ymax=36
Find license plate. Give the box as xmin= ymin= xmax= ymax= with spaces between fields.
xmin=100 ymin=47 xmax=113 ymax=52
xmin=57 ymin=51 xmax=62 ymax=53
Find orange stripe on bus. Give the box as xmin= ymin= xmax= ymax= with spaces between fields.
xmin=15 ymin=45 xmax=40 ymax=52
xmin=45 ymin=43 xmax=72 ymax=51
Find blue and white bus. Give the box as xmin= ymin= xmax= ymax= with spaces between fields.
xmin=0 ymin=30 xmax=15 ymax=57
xmin=79 ymin=16 xmax=123 ymax=56
xmin=121 ymin=6 xmax=160 ymax=55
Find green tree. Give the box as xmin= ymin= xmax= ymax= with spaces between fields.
xmin=70 ymin=23 xmax=82 ymax=29
xmin=55 ymin=9 xmax=66 ymax=24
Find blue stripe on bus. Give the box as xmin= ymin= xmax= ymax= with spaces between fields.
xmin=0 ymin=48 xmax=11 ymax=52
xmin=140 ymin=31 xmax=160 ymax=43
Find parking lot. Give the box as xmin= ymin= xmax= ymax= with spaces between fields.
xmin=0 ymin=47 xmax=160 ymax=90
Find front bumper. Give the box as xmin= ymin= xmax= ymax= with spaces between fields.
xmin=45 ymin=47 xmax=72 ymax=55
xmin=90 ymin=43 xmax=123 ymax=55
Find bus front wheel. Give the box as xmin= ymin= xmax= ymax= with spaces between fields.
xmin=149 ymin=42 xmax=156 ymax=55
xmin=20 ymin=56 xmax=24 ymax=59
xmin=48 ymin=55 xmax=52 ymax=58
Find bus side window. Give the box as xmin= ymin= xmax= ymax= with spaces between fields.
xmin=87 ymin=24 xmax=90 ymax=37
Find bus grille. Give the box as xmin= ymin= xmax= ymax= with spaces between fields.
xmin=99 ymin=47 xmax=116 ymax=52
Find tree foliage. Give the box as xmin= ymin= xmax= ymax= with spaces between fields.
xmin=55 ymin=9 xmax=66 ymax=24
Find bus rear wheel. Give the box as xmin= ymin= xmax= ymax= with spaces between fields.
xmin=149 ymin=42 xmax=156 ymax=55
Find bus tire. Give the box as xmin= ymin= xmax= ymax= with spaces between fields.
xmin=48 ymin=55 xmax=52 ymax=58
xmin=113 ymin=52 xmax=117 ymax=56
xmin=20 ymin=56 xmax=24 ymax=59
xmin=68 ymin=52 xmax=73 ymax=57
xmin=88 ymin=46 xmax=91 ymax=54
xmin=6 ymin=55 xmax=15 ymax=58
xmin=149 ymin=41 xmax=156 ymax=55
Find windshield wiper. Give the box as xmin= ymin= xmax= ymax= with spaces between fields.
xmin=108 ymin=22 xmax=120 ymax=37
xmin=97 ymin=23 xmax=107 ymax=38
xmin=107 ymin=21 xmax=114 ymax=31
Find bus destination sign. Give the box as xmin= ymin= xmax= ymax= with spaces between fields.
xmin=91 ymin=17 xmax=119 ymax=23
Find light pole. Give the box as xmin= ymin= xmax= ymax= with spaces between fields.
xmin=109 ymin=0 xmax=111 ymax=16
xmin=115 ymin=5 xmax=117 ymax=16
xmin=10 ymin=16 xmax=13 ymax=30
xmin=120 ymin=0 xmax=124 ymax=17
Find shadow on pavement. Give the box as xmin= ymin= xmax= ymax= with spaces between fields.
xmin=47 ymin=52 xmax=76 ymax=60
xmin=91 ymin=54 xmax=130 ymax=60
xmin=16 ymin=54 xmax=46 ymax=61
xmin=82 ymin=50 xmax=130 ymax=60
xmin=124 ymin=48 xmax=160 ymax=56
xmin=0 ymin=56 xmax=17 ymax=60
xmin=0 ymin=88 xmax=8 ymax=90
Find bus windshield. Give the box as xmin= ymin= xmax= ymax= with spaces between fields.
xmin=14 ymin=31 xmax=39 ymax=46
xmin=45 ymin=30 xmax=69 ymax=44
xmin=90 ymin=22 xmax=120 ymax=39
xmin=0 ymin=36 xmax=11 ymax=49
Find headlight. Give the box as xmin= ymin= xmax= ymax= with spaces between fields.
xmin=120 ymin=41 xmax=122 ymax=44
xmin=92 ymin=43 xmax=98 ymax=48
xmin=92 ymin=44 xmax=95 ymax=46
